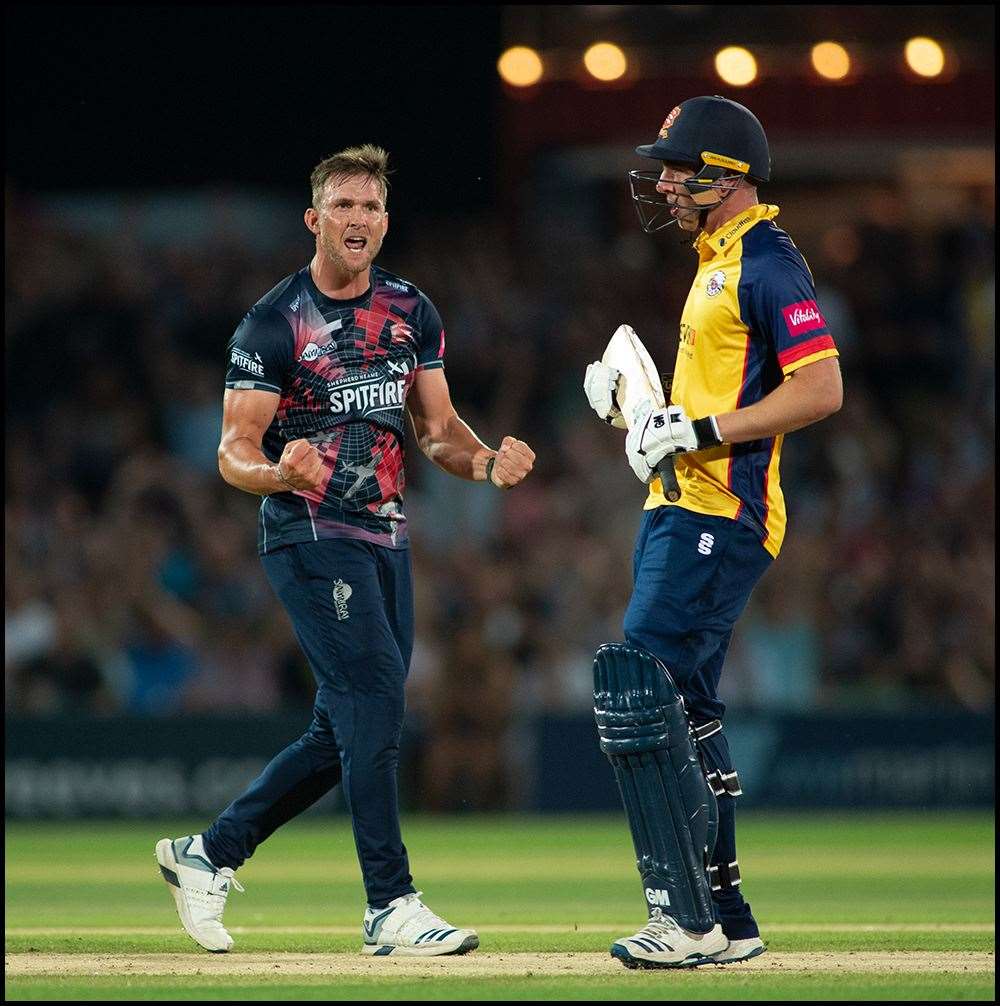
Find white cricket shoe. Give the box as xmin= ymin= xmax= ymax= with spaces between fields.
xmin=361 ymin=891 xmax=479 ymax=957
xmin=611 ymin=908 xmax=728 ymax=969
xmin=156 ymin=835 xmax=244 ymax=953
xmin=708 ymin=935 xmax=766 ymax=964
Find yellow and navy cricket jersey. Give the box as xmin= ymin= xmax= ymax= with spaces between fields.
xmin=646 ymin=205 xmax=838 ymax=558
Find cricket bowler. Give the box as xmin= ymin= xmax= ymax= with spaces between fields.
xmin=584 ymin=96 xmax=842 ymax=968
xmin=156 ymin=144 xmax=534 ymax=956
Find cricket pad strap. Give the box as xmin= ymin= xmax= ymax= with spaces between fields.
xmin=693 ymin=721 xmax=743 ymax=798
xmin=705 ymin=768 xmax=743 ymax=798
xmin=593 ymin=642 xmax=718 ymax=933
xmin=709 ymin=860 xmax=742 ymax=892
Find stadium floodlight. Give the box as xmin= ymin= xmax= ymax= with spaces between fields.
xmin=498 ymin=46 xmax=544 ymax=87
xmin=904 ymin=37 xmax=945 ymax=78
xmin=583 ymin=42 xmax=628 ymax=82
xmin=811 ymin=41 xmax=851 ymax=81
xmin=714 ymin=46 xmax=757 ymax=87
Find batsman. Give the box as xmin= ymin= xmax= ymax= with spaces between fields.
xmin=584 ymin=96 xmax=842 ymax=968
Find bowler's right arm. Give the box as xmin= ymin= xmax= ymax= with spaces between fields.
xmin=218 ymin=389 xmax=324 ymax=495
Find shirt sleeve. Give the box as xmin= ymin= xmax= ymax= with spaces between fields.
xmin=414 ymin=294 xmax=446 ymax=370
xmin=224 ymin=306 xmax=294 ymax=393
xmin=750 ymin=250 xmax=839 ymax=376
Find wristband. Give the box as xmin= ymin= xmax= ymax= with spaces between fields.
xmin=693 ymin=415 xmax=723 ymax=448
xmin=484 ymin=456 xmax=497 ymax=486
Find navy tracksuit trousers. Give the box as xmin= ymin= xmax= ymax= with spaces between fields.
xmin=203 ymin=538 xmax=416 ymax=908
xmin=623 ymin=505 xmax=773 ymax=940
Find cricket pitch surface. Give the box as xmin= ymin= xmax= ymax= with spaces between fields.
xmin=5 ymin=950 xmax=996 ymax=978
xmin=6 ymin=814 xmax=994 ymax=1000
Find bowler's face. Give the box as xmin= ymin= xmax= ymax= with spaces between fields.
xmin=315 ymin=175 xmax=389 ymax=276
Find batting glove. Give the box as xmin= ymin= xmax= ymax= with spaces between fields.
xmin=625 ymin=400 xmax=722 ymax=483
xmin=584 ymin=361 xmax=627 ymax=429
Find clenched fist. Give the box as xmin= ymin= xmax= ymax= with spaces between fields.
xmin=276 ymin=438 xmax=326 ymax=492
xmin=490 ymin=436 xmax=535 ymax=489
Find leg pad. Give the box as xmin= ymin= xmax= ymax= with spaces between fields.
xmin=594 ymin=643 xmax=718 ymax=933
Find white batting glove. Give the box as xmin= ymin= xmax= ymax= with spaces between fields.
xmin=625 ymin=400 xmax=723 ymax=483
xmin=584 ymin=361 xmax=626 ymax=429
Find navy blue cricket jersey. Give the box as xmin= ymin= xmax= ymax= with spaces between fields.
xmin=224 ymin=265 xmax=446 ymax=553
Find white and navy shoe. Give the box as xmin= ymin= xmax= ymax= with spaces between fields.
xmin=361 ymin=891 xmax=479 ymax=957
xmin=708 ymin=935 xmax=766 ymax=964
xmin=156 ymin=835 xmax=244 ymax=953
xmin=611 ymin=908 xmax=729 ymax=969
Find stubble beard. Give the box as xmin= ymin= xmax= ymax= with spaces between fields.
xmin=320 ymin=231 xmax=383 ymax=278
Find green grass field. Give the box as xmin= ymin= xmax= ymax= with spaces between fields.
xmin=5 ymin=812 xmax=995 ymax=1000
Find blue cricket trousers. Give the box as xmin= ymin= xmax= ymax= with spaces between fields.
xmin=203 ymin=538 xmax=416 ymax=908
xmin=623 ymin=505 xmax=773 ymax=939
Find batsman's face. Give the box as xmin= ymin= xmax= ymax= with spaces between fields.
xmin=657 ymin=164 xmax=702 ymax=232
xmin=312 ymin=175 xmax=388 ymax=276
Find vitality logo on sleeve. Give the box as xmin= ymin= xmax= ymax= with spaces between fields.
xmin=781 ymin=300 xmax=826 ymax=338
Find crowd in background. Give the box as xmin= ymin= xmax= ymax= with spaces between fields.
xmin=5 ymin=180 xmax=994 ymax=807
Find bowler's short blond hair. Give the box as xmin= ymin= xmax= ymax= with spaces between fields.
xmin=310 ymin=145 xmax=390 ymax=209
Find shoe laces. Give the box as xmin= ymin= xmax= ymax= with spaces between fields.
xmin=218 ymin=868 xmax=246 ymax=895
xmin=637 ymin=907 xmax=684 ymax=942
xmin=189 ymin=868 xmax=244 ymax=918
xmin=395 ymin=891 xmax=449 ymax=936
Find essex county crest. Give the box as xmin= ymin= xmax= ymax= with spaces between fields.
xmin=705 ymin=270 xmax=727 ymax=298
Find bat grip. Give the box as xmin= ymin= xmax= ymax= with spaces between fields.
xmin=656 ymin=456 xmax=682 ymax=502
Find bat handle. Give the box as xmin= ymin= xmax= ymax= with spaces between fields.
xmin=656 ymin=456 xmax=682 ymax=502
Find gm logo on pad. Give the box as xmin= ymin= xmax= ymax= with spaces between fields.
xmin=645 ymin=887 xmax=671 ymax=907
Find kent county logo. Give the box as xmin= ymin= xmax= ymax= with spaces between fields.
xmin=390 ymin=321 xmax=413 ymax=342
xmin=658 ymin=105 xmax=682 ymax=138
xmin=705 ymin=270 xmax=726 ymax=298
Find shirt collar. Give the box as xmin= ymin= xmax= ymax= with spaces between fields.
xmin=695 ymin=204 xmax=780 ymax=260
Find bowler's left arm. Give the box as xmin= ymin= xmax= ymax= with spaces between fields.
xmin=407 ymin=367 xmax=535 ymax=489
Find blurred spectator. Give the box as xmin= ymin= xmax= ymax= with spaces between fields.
xmin=5 ymin=184 xmax=994 ymax=781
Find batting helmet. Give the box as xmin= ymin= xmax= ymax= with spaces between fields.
xmin=629 ymin=95 xmax=771 ymax=233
